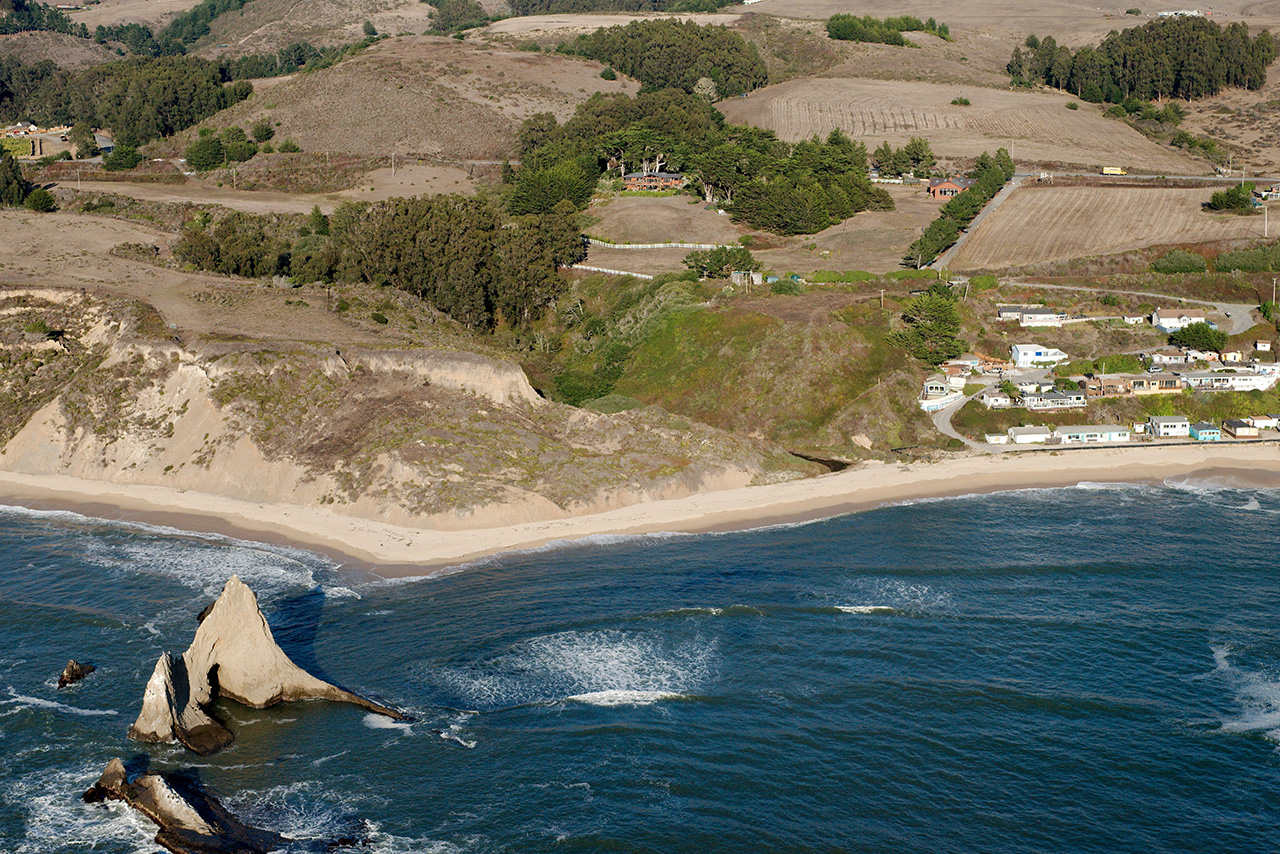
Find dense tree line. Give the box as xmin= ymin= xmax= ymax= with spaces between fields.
xmin=174 ymin=197 xmax=586 ymax=329
xmin=512 ymin=91 xmax=893 ymax=235
xmin=0 ymin=56 xmax=251 ymax=143
xmin=826 ymin=14 xmax=950 ymax=46
xmin=562 ymin=19 xmax=766 ymax=97
xmin=1008 ymin=17 xmax=1276 ymax=101
xmin=0 ymin=0 xmax=85 ymax=36
xmin=905 ymin=149 xmax=1014 ymax=267
xmin=871 ymin=137 xmax=935 ymax=177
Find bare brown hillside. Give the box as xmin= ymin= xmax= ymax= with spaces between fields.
xmin=183 ymin=36 xmax=634 ymax=160
xmin=0 ymin=31 xmax=116 ymax=69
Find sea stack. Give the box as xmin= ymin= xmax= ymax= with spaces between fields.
xmin=57 ymin=659 xmax=94 ymax=688
xmin=128 ymin=574 xmax=402 ymax=755
xmin=84 ymin=757 xmax=287 ymax=854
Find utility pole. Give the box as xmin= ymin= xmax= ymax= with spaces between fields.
xmin=879 ymin=288 xmax=885 ymax=308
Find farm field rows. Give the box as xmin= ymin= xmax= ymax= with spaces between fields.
xmin=949 ymin=186 xmax=1267 ymax=270
xmin=718 ymin=78 xmax=1206 ymax=174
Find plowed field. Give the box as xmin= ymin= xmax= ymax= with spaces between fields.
xmin=718 ymin=78 xmax=1206 ymax=174
xmin=949 ymin=186 xmax=1267 ymax=270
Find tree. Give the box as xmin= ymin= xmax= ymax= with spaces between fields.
xmin=184 ymin=136 xmax=224 ymax=170
xmin=692 ymin=76 xmax=718 ymax=101
xmin=1207 ymin=182 xmax=1255 ymax=211
xmin=891 ymin=289 xmax=965 ymax=365
xmin=68 ymin=122 xmax=98 ymax=158
xmin=250 ymin=117 xmax=274 ymax=143
xmin=23 ymin=186 xmax=55 ymax=211
xmin=362 ymin=19 xmax=377 ymax=36
xmin=1169 ymin=321 xmax=1228 ymax=352
xmin=0 ymin=149 xmax=30 ymax=206
xmin=682 ymin=245 xmax=757 ymax=278
xmin=103 ymin=143 xmax=144 ymax=170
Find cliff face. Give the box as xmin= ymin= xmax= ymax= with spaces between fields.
xmin=0 ymin=288 xmax=809 ymax=527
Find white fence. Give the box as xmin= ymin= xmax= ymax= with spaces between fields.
xmin=567 ymin=265 xmax=655 ymax=280
xmin=586 ymin=238 xmax=736 ymax=250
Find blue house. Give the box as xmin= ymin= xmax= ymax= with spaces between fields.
xmin=1189 ymin=421 xmax=1221 ymax=442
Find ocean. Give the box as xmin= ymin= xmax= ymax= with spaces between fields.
xmin=2 ymin=478 xmax=1280 ymax=853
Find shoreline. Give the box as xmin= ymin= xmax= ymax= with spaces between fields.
xmin=2 ymin=443 xmax=1279 ymax=576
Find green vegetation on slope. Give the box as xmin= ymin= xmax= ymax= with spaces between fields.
xmin=825 ymin=14 xmax=951 ymax=46
xmin=562 ymin=19 xmax=767 ymax=97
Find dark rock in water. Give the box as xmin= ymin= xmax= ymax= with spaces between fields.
xmin=83 ymin=757 xmax=288 ymax=854
xmin=129 ymin=574 xmax=404 ymax=755
xmin=57 ymin=659 xmax=94 ymax=688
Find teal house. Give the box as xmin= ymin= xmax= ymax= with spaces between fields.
xmin=1189 ymin=421 xmax=1221 ymax=442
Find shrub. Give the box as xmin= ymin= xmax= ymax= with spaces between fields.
xmin=1207 ymin=182 xmax=1255 ymax=211
xmin=362 ymin=20 xmax=377 ymax=35
xmin=185 ymin=137 xmax=225 ymax=170
xmin=23 ymin=187 xmax=56 ymax=212
xmin=951 ymin=97 xmax=970 ymax=106
xmin=251 ymin=118 xmax=275 ymax=143
xmin=1126 ymin=7 xmax=1141 ymax=13
xmin=103 ymin=145 xmax=145 ymax=171
xmin=278 ymin=139 xmax=301 ymax=153
xmin=1065 ymin=102 xmax=1079 ymax=110
xmin=1151 ymin=249 xmax=1207 ymax=273
xmin=600 ymin=66 xmax=616 ymax=80
xmin=771 ymin=279 xmax=804 ymax=295
xmin=371 ymin=311 xmax=389 ymax=324
xmin=224 ymin=140 xmax=259 ymax=162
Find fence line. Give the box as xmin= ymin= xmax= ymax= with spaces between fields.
xmin=567 ymin=265 xmax=655 ymax=280
xmin=586 ymin=238 xmax=736 ymax=250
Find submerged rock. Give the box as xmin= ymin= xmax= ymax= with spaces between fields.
xmin=57 ymin=659 xmax=95 ymax=688
xmin=83 ymin=757 xmax=287 ymax=854
xmin=129 ymin=575 xmax=402 ymax=755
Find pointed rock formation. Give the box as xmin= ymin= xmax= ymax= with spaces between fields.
xmin=129 ymin=575 xmax=402 ymax=755
xmin=84 ymin=757 xmax=287 ymax=854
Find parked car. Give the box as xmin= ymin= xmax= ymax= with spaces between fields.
xmin=1147 ymin=365 xmax=1164 ymax=373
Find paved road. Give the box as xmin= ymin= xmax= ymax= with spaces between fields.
xmin=1017 ymin=281 xmax=1259 ymax=334
xmin=931 ymin=378 xmax=999 ymax=453
xmin=933 ymin=177 xmax=1024 ymax=270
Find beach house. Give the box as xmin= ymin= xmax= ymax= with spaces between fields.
xmin=1011 ymin=344 xmax=1069 ymax=368
xmin=1022 ymin=390 xmax=1087 ymax=410
xmin=1051 ymin=425 xmax=1131 ymax=444
xmin=1151 ymin=309 xmax=1208 ymax=332
xmin=1148 ymin=415 xmax=1190 ymax=437
xmin=1177 ymin=370 xmax=1277 ymax=392
xmin=1223 ymin=419 xmax=1259 ymax=439
xmin=1248 ymin=414 xmax=1280 ymax=430
xmin=1007 ymin=426 xmax=1052 ymax=444
xmin=1189 ymin=421 xmax=1221 ymax=442
xmin=978 ymin=389 xmax=1014 ymax=409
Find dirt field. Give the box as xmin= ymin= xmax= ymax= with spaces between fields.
xmin=949 ymin=185 xmax=1271 ymax=270
xmin=579 ymin=184 xmax=938 ymax=275
xmin=585 ymin=196 xmax=744 ymax=245
xmin=178 ymin=36 xmax=635 ymax=161
xmin=484 ymin=11 xmax=741 ymax=37
xmin=719 ymin=77 xmax=1209 ymax=173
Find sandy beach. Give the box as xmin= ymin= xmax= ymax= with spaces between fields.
xmin=1 ymin=442 xmax=1278 ymax=576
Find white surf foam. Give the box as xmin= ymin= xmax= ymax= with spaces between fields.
xmin=2 ymin=688 xmax=117 ymax=717
xmin=566 ymin=689 xmax=684 ymax=706
xmin=835 ymin=605 xmax=898 ymax=615
xmin=1210 ymin=645 xmax=1280 ymax=740
xmin=5 ymin=764 xmax=156 ymax=854
xmin=432 ymin=629 xmax=715 ymax=710
xmin=363 ymin=712 xmax=413 ymax=733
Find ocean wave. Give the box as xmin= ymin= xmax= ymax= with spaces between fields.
xmin=833 ymin=605 xmax=900 ymax=615
xmin=5 ymin=763 xmax=156 ymax=854
xmin=427 ymin=629 xmax=715 ymax=711
xmin=651 ymin=604 xmax=764 ymax=619
xmin=362 ymin=713 xmax=414 ymax=734
xmin=1209 ymin=646 xmax=1280 ymax=740
xmin=565 ymin=689 xmax=686 ymax=706
xmin=2 ymin=687 xmax=117 ymax=717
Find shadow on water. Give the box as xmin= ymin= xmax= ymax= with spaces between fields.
xmin=267 ymin=588 xmax=332 ymax=683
